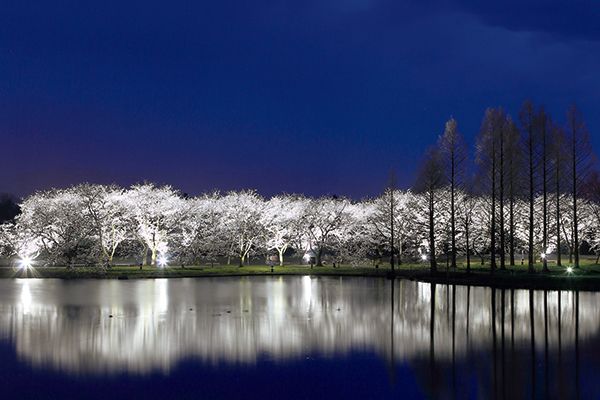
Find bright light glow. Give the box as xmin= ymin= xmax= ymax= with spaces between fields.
xmin=421 ymin=254 xmax=428 ymax=261
xmin=18 ymin=256 xmax=34 ymax=270
xmin=540 ymin=253 xmax=546 ymax=259
xmin=567 ymin=266 xmax=573 ymax=274
xmin=157 ymin=254 xmax=168 ymax=268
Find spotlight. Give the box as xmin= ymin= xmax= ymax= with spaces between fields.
xmin=157 ymin=255 xmax=168 ymax=268
xmin=18 ymin=256 xmax=33 ymax=270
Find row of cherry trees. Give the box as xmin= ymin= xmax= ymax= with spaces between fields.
xmin=1 ymin=181 xmax=600 ymax=269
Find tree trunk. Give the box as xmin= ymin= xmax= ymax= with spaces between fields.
xmin=316 ymin=247 xmax=323 ymax=266
xmin=542 ymin=118 xmax=549 ymax=273
xmin=573 ymin=129 xmax=580 ymax=268
xmin=556 ymin=165 xmax=562 ymax=266
xmin=151 ymin=246 xmax=157 ymax=267
xmin=465 ymin=221 xmax=471 ymax=273
xmin=429 ymin=191 xmax=437 ymax=273
xmin=390 ymin=189 xmax=395 ymax=272
xmin=142 ymin=244 xmax=148 ymax=266
xmin=509 ymin=196 xmax=515 ymax=266
xmin=499 ymin=126 xmax=506 ymax=270
xmin=397 ymin=237 xmax=403 ymax=265
xmin=278 ymin=248 xmax=285 ymax=266
xmin=450 ymin=151 xmax=457 ymax=270
xmin=528 ymin=123 xmax=535 ymax=273
xmin=491 ymin=139 xmax=497 ymax=274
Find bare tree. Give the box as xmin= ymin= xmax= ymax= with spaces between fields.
xmin=415 ymin=147 xmax=445 ymax=273
xmin=456 ymin=187 xmax=476 ymax=273
xmin=520 ymin=101 xmax=538 ymax=273
xmin=537 ymin=108 xmax=550 ymax=272
xmin=505 ymin=118 xmax=524 ymax=266
xmin=476 ymin=108 xmax=505 ymax=273
xmin=438 ymin=118 xmax=468 ymax=270
xmin=567 ymin=105 xmax=594 ymax=268
xmin=550 ymin=124 xmax=568 ymax=266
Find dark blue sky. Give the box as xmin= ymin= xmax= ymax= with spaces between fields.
xmin=1 ymin=1 xmax=599 ymax=198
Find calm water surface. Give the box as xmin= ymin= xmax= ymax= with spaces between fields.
xmin=0 ymin=276 xmax=599 ymax=399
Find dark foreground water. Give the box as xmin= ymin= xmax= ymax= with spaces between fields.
xmin=0 ymin=277 xmax=599 ymax=399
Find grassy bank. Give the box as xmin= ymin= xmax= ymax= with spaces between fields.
xmin=5 ymin=260 xmax=600 ymax=290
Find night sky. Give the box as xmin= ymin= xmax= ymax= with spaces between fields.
xmin=1 ymin=1 xmax=599 ymax=199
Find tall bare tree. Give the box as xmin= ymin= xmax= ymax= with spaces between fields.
xmin=505 ymin=118 xmax=524 ymax=266
xmin=520 ymin=101 xmax=537 ymax=273
xmin=498 ymin=116 xmax=509 ymax=270
xmin=550 ymin=123 xmax=568 ymax=266
xmin=476 ymin=108 xmax=505 ymax=273
xmin=567 ymin=105 xmax=594 ymax=269
xmin=438 ymin=118 xmax=468 ymax=270
xmin=415 ymin=147 xmax=445 ymax=273
xmin=537 ymin=107 xmax=550 ymax=272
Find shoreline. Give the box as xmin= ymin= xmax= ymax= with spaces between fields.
xmin=4 ymin=264 xmax=600 ymax=291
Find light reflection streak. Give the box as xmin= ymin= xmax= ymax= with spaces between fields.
xmin=19 ymin=280 xmax=32 ymax=315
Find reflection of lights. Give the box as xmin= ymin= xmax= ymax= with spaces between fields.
xmin=20 ymin=280 xmax=32 ymax=314
xmin=155 ymin=279 xmax=168 ymax=313
xmin=157 ymin=255 xmax=168 ymax=268
xmin=418 ymin=282 xmax=431 ymax=303
xmin=268 ymin=277 xmax=285 ymax=317
xmin=7 ymin=278 xmax=600 ymax=375
xmin=18 ymin=256 xmax=34 ymax=270
xmin=567 ymin=266 xmax=573 ymax=274
xmin=302 ymin=276 xmax=312 ymax=310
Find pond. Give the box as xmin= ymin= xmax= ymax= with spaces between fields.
xmin=0 ymin=276 xmax=598 ymax=399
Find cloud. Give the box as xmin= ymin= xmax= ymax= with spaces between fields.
xmin=449 ymin=0 xmax=600 ymax=42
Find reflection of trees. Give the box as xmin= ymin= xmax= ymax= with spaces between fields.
xmin=0 ymin=277 xmax=597 ymax=378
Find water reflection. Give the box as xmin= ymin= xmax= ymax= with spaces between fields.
xmin=0 ymin=277 xmax=598 ymax=398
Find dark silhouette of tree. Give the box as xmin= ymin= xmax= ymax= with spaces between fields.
xmin=476 ymin=108 xmax=505 ymax=273
xmin=457 ymin=180 xmax=476 ymax=273
xmin=415 ymin=147 xmax=445 ymax=273
xmin=498 ymin=116 xmax=511 ymax=270
xmin=504 ymin=119 xmax=523 ymax=266
xmin=520 ymin=101 xmax=538 ymax=273
xmin=537 ymin=108 xmax=550 ymax=272
xmin=567 ymin=105 xmax=594 ymax=269
xmin=0 ymin=194 xmax=20 ymax=223
xmin=550 ymin=123 xmax=568 ymax=266
xmin=438 ymin=118 xmax=468 ymax=270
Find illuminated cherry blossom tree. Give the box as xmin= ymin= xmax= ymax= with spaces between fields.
xmin=301 ymin=197 xmax=351 ymax=266
xmin=219 ymin=190 xmax=267 ymax=266
xmin=75 ymin=184 xmax=130 ymax=266
xmin=175 ymin=192 xmax=226 ymax=265
xmin=124 ymin=184 xmax=184 ymax=266
xmin=263 ymin=195 xmax=307 ymax=266
xmin=16 ymin=188 xmax=96 ymax=267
